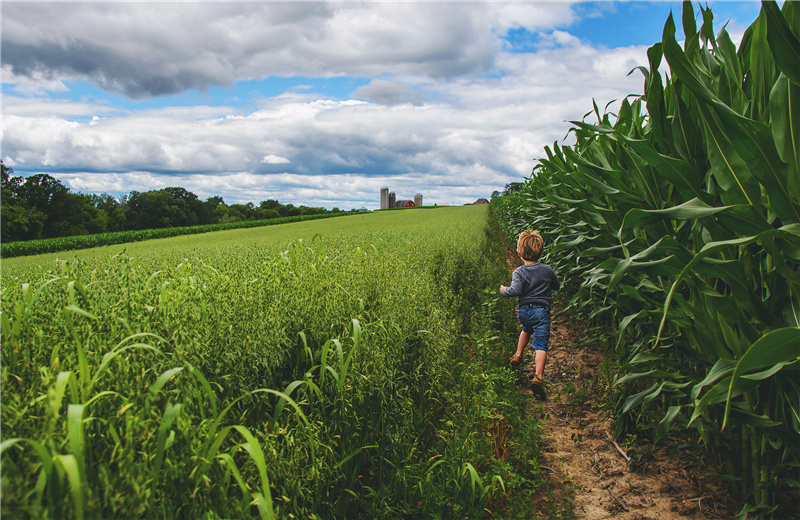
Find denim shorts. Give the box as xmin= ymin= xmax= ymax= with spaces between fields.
xmin=518 ymin=304 xmax=551 ymax=352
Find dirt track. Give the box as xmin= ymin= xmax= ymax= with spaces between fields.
xmin=501 ymin=244 xmax=743 ymax=519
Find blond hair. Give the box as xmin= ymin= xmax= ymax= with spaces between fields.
xmin=517 ymin=230 xmax=544 ymax=261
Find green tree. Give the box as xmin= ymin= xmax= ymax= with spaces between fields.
xmin=229 ymin=203 xmax=255 ymax=220
xmin=1 ymin=162 xmax=46 ymax=241
xmin=255 ymin=208 xmax=280 ymax=220
xmin=279 ymin=203 xmax=301 ymax=217
xmin=92 ymin=193 xmax=125 ymax=232
xmin=259 ymin=199 xmax=281 ymax=211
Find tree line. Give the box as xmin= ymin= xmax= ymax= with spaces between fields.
xmin=1 ymin=162 xmax=341 ymax=243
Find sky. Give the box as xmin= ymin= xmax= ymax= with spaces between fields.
xmin=1 ymin=1 xmax=763 ymax=210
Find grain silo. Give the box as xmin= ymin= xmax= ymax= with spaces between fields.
xmin=388 ymin=191 xmax=396 ymax=208
xmin=414 ymin=193 xmax=423 ymax=207
xmin=380 ymin=186 xmax=389 ymax=209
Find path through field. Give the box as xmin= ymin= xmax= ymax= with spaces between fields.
xmin=501 ymin=246 xmax=744 ymax=519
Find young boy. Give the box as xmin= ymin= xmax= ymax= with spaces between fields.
xmin=499 ymin=230 xmax=559 ymax=390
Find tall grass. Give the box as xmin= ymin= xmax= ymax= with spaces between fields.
xmin=493 ymin=2 xmax=800 ymax=517
xmin=2 ymin=206 xmax=543 ymax=518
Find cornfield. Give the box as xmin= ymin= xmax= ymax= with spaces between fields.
xmin=493 ymin=1 xmax=799 ymax=517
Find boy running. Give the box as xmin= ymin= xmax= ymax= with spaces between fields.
xmin=499 ymin=230 xmax=559 ymax=391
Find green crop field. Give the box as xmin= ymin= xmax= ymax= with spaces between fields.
xmin=1 ymin=205 xmax=545 ymax=519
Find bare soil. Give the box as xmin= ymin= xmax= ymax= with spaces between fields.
xmin=501 ymin=249 xmax=745 ymax=519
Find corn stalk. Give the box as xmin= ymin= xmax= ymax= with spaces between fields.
xmin=493 ymin=1 xmax=800 ymax=515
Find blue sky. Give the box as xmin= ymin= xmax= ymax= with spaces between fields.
xmin=1 ymin=1 xmax=763 ymax=209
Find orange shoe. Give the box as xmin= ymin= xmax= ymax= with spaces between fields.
xmin=531 ymin=376 xmax=546 ymax=399
xmin=509 ymin=355 xmax=522 ymax=368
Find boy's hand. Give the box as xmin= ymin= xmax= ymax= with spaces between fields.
xmin=499 ymin=285 xmax=507 ymax=294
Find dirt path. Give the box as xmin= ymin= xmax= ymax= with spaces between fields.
xmin=501 ymin=247 xmax=742 ymax=519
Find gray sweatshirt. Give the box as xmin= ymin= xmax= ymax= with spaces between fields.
xmin=501 ymin=262 xmax=559 ymax=307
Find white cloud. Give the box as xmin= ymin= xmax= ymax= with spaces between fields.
xmin=2 ymin=1 xmax=711 ymax=209
xmin=2 ymin=2 xmax=509 ymax=98
xmin=1 ymin=36 xmax=648 ymax=207
xmin=262 ymin=154 xmax=291 ymax=165
xmin=352 ymin=79 xmax=425 ymax=106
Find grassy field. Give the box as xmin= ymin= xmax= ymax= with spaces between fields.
xmin=3 ymin=209 xmax=428 ymax=269
xmin=1 ymin=205 xmax=545 ymax=519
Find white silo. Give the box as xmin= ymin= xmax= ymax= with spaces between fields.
xmin=380 ymin=186 xmax=389 ymax=209
xmin=414 ymin=193 xmax=423 ymax=207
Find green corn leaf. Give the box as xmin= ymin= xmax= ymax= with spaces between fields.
xmin=740 ymin=362 xmax=796 ymax=381
xmin=682 ymin=0 xmax=698 ymax=50
xmin=698 ymin=104 xmax=762 ymax=208
xmin=727 ymin=402 xmax=783 ymax=428
xmin=665 ymin=10 xmax=800 ymax=223
xmin=616 ymin=309 xmax=649 ymax=349
xmin=714 ymin=204 xmax=772 ymax=235
xmin=608 ymin=256 xmax=682 ymax=291
xmin=722 ymin=328 xmax=800 ymax=430
xmin=689 ymin=376 xmax=759 ymax=425
xmin=657 ymin=224 xmax=800 ymax=343
xmin=619 ymin=146 xmax=663 ymax=208
xmin=769 ymin=74 xmax=800 ymax=198
xmin=197 ymin=389 xmax=271 ymax=464
xmin=619 ymin=136 xmax=706 ymax=200
xmin=655 ymin=405 xmax=683 ymax=442
xmin=319 ymin=339 xmax=331 ymax=387
xmin=620 ymin=198 xmax=728 ymax=231
xmin=621 ymin=382 xmax=659 ymax=414
xmin=763 ymin=0 xmax=800 ymax=85
xmin=733 ymin=503 xmax=779 ymax=520
xmin=616 ymin=369 xmax=679 ymax=386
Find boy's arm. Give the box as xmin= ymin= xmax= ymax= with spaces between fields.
xmin=500 ymin=270 xmax=522 ymax=297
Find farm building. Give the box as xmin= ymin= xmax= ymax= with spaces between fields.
xmin=380 ymin=187 xmax=423 ymax=209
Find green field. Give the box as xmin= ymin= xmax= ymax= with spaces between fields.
xmin=1 ymin=205 xmax=545 ymax=519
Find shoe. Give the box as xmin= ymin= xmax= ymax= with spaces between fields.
xmin=531 ymin=377 xmax=547 ymax=400
xmin=509 ymin=355 xmax=522 ymax=368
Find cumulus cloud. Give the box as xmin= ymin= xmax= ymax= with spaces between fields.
xmin=352 ymin=79 xmax=425 ymax=106
xmin=262 ymin=154 xmax=291 ymax=165
xmin=1 ymin=1 xmax=667 ymax=208
xmin=2 ymin=2 xmax=509 ymax=98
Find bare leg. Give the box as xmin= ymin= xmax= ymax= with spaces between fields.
xmin=514 ymin=331 xmax=530 ymax=359
xmin=534 ymin=350 xmax=547 ymax=381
